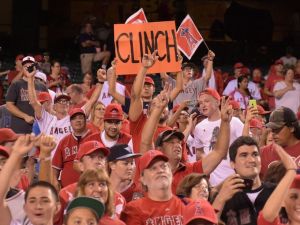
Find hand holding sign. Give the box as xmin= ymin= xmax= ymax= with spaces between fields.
xmin=142 ymin=50 xmax=158 ymax=69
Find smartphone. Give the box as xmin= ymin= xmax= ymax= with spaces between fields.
xmin=248 ymin=99 xmax=257 ymax=109
xmin=27 ymin=64 xmax=35 ymax=73
xmin=242 ymin=178 xmax=254 ymax=191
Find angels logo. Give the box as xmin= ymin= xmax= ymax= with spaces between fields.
xmin=176 ymin=14 xmax=203 ymax=60
xmin=179 ymin=27 xmax=198 ymax=52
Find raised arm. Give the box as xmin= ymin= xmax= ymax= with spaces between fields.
xmin=242 ymin=106 xmax=257 ymax=136
xmin=203 ymin=50 xmax=215 ymax=83
xmin=107 ymin=60 xmax=125 ymax=105
xmin=167 ymin=100 xmax=190 ymax=127
xmin=260 ymin=144 xmax=297 ymax=223
xmin=83 ymin=68 xmax=104 ymax=116
xmin=0 ymin=135 xmax=34 ymax=225
xmin=38 ymin=135 xmax=57 ymax=184
xmin=27 ymin=68 xmax=43 ymax=119
xmin=129 ymin=51 xmax=158 ymax=122
xmin=140 ymin=87 xmax=169 ymax=154
xmin=202 ymin=97 xmax=232 ymax=174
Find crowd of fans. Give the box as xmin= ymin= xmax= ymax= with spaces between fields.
xmin=0 ymin=21 xmax=300 ymax=225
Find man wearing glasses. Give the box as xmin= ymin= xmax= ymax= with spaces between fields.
xmin=260 ymin=107 xmax=300 ymax=176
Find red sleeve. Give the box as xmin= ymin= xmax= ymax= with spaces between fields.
xmin=7 ymin=70 xmax=18 ymax=84
xmin=257 ymin=211 xmax=281 ymax=225
xmin=85 ymin=86 xmax=96 ymax=99
xmin=52 ymin=140 xmax=64 ymax=170
xmin=192 ymin=160 xmax=204 ymax=173
xmin=130 ymin=113 xmax=147 ymax=154
xmin=260 ymin=144 xmax=278 ymax=178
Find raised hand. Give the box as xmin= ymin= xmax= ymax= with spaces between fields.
xmin=273 ymin=143 xmax=297 ymax=170
xmin=220 ymin=96 xmax=233 ymax=122
xmin=245 ymin=105 xmax=258 ymax=123
xmin=216 ymin=174 xmax=245 ymax=203
xmin=142 ymin=50 xmax=158 ymax=69
xmin=207 ymin=50 xmax=215 ymax=60
xmin=12 ymin=134 xmax=35 ymax=156
xmin=39 ymin=135 xmax=57 ymax=157
xmin=97 ymin=68 xmax=107 ymax=82
xmin=23 ymin=64 xmax=36 ymax=79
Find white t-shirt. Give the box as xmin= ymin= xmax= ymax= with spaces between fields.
xmin=202 ymin=69 xmax=216 ymax=90
xmin=193 ymin=117 xmax=244 ymax=186
xmin=37 ymin=108 xmax=72 ymax=157
xmin=186 ymin=135 xmax=196 ymax=163
xmin=223 ymin=79 xmax=261 ymax=100
xmin=273 ymin=81 xmax=300 ymax=114
xmin=100 ymin=131 xmax=133 ymax=149
xmin=230 ymin=89 xmax=250 ymax=110
xmin=280 ymin=56 xmax=297 ymax=66
xmin=97 ymin=81 xmax=125 ymax=106
xmin=6 ymin=189 xmax=26 ymax=224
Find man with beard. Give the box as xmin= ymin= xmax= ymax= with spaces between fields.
xmin=121 ymin=150 xmax=185 ymax=224
xmin=108 ymin=144 xmax=142 ymax=202
xmin=52 ymin=108 xmax=93 ymax=188
xmin=84 ymin=103 xmax=132 ymax=148
xmin=260 ymin=107 xmax=300 ymax=177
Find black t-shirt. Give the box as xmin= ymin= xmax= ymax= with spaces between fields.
xmin=79 ymin=32 xmax=97 ymax=54
xmin=6 ymin=79 xmax=48 ymax=134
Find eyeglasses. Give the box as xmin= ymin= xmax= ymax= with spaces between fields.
xmin=271 ymin=125 xmax=285 ymax=134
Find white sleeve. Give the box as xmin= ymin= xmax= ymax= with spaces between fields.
xmin=223 ymin=81 xmax=234 ymax=96
xmin=250 ymin=83 xmax=262 ymax=100
xmin=116 ymin=83 xmax=126 ymax=96
xmin=273 ymin=81 xmax=284 ymax=91
xmin=231 ymin=117 xmax=245 ymax=137
xmin=37 ymin=107 xmax=53 ymax=132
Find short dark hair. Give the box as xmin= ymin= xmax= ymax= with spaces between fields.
xmin=25 ymin=181 xmax=59 ymax=202
xmin=229 ymin=136 xmax=259 ymax=162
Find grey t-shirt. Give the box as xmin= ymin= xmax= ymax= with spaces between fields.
xmin=6 ymin=79 xmax=47 ymax=134
xmin=168 ymin=76 xmax=207 ymax=109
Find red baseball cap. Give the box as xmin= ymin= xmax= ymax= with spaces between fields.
xmin=183 ymin=200 xmax=218 ymax=225
xmin=37 ymin=92 xmax=52 ymax=103
xmin=0 ymin=145 xmax=10 ymax=158
xmin=104 ymin=103 xmax=123 ymax=121
xmin=144 ymin=76 xmax=154 ymax=85
xmin=290 ymin=175 xmax=300 ymax=189
xmin=199 ymin=88 xmax=221 ymax=101
xmin=34 ymin=54 xmax=45 ymax=63
xmin=69 ymin=108 xmax=86 ymax=120
xmin=54 ymin=93 xmax=71 ymax=103
xmin=172 ymin=104 xmax=189 ymax=114
xmin=240 ymin=67 xmax=250 ymax=75
xmin=257 ymin=105 xmax=271 ymax=115
xmin=229 ymin=100 xmax=240 ymax=110
xmin=274 ymin=59 xmax=283 ymax=65
xmin=0 ymin=128 xmax=19 ymax=145
xmin=234 ymin=62 xmax=244 ymax=69
xmin=15 ymin=54 xmax=24 ymax=61
xmin=139 ymin=150 xmax=169 ymax=173
xmin=76 ymin=141 xmax=110 ymax=160
xmin=249 ymin=118 xmax=264 ymax=129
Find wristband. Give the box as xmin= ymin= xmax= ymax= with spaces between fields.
xmin=286 ymin=168 xmax=297 ymax=172
xmin=98 ymin=81 xmax=104 ymax=84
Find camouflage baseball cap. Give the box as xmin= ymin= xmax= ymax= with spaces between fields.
xmin=266 ymin=107 xmax=297 ymax=130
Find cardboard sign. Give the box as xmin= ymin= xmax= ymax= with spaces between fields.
xmin=114 ymin=21 xmax=181 ymax=75
xmin=177 ymin=15 xmax=203 ymax=60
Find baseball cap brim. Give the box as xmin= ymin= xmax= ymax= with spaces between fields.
xmin=66 ymin=196 xmax=105 ymax=221
xmin=155 ymin=130 xmax=184 ymax=147
xmin=54 ymin=94 xmax=71 ymax=103
xmin=82 ymin=146 xmax=110 ymax=159
xmin=113 ymin=153 xmax=142 ymax=161
xmin=266 ymin=121 xmax=285 ymax=130
xmin=143 ymin=155 xmax=169 ymax=172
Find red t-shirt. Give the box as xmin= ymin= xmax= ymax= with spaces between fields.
xmin=154 ymin=125 xmax=172 ymax=142
xmin=260 ymin=142 xmax=300 ymax=177
xmin=130 ymin=112 xmax=148 ymax=154
xmin=172 ymin=161 xmax=204 ymax=194
xmin=86 ymin=121 xmax=103 ymax=134
xmin=257 ymin=211 xmax=282 ymax=225
xmin=121 ymin=195 xmax=185 ymax=225
xmin=52 ymin=130 xmax=92 ymax=187
xmin=121 ymin=181 xmax=144 ymax=203
xmin=7 ymin=70 xmax=21 ymax=84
